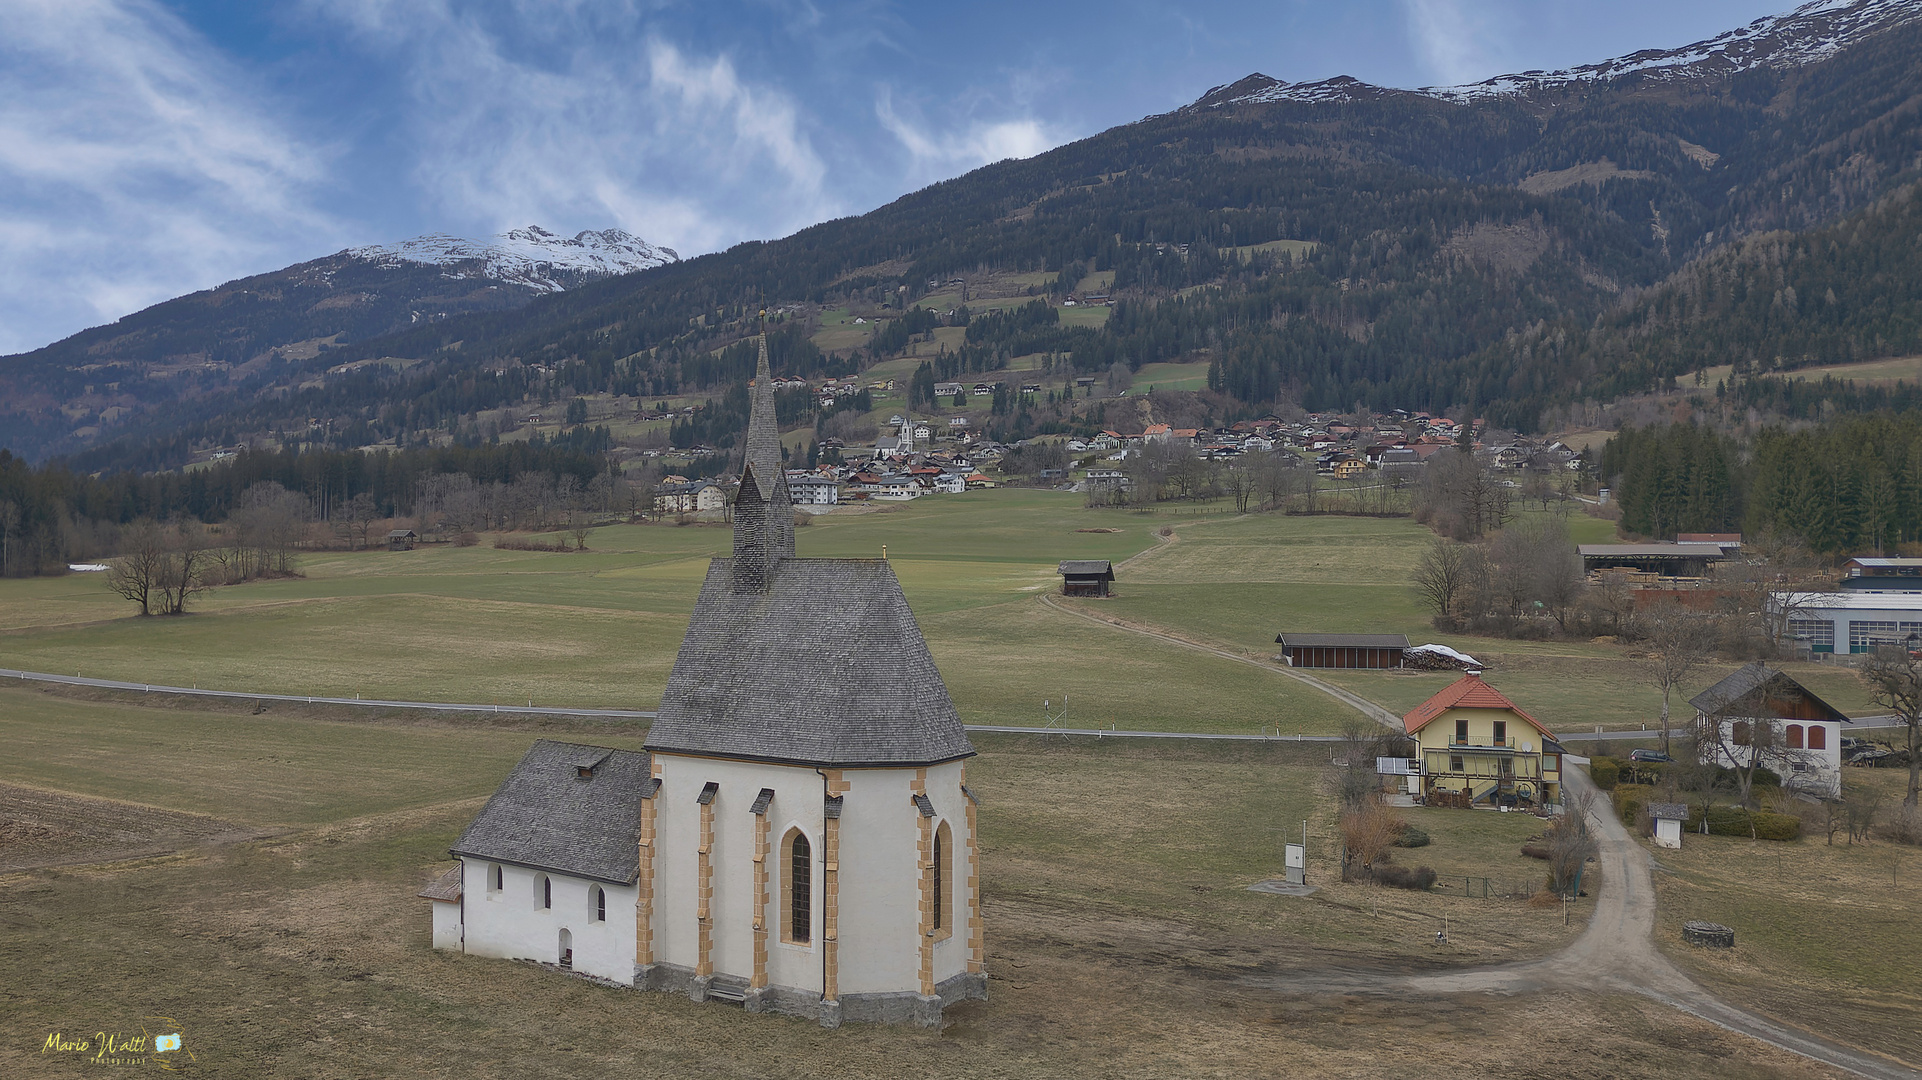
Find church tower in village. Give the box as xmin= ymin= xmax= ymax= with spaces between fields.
xmin=434 ymin=329 xmax=984 ymax=1029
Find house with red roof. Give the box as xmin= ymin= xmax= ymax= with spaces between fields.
xmin=1403 ymin=674 xmax=1563 ymax=807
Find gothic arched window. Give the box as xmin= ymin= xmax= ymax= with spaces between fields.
xmin=595 ymin=887 xmax=606 ymax=922
xmin=933 ymin=820 xmax=953 ymax=940
xmin=783 ymin=829 xmax=812 ymax=945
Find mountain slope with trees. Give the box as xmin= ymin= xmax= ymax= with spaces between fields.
xmin=11 ymin=1 xmax=1922 ymax=471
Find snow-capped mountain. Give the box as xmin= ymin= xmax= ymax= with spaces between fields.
xmin=346 ymin=226 xmax=678 ymax=293
xmin=1196 ymin=0 xmax=1922 ymax=108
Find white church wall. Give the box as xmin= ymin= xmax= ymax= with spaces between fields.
xmin=835 ymin=761 xmax=968 ymax=994
xmin=653 ymin=755 xmax=827 ymax=993
xmin=430 ymin=898 xmax=462 ymax=951
xmin=460 ymin=860 xmax=636 ymax=985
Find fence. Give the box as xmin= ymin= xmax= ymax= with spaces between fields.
xmin=1439 ymin=875 xmax=1542 ymax=900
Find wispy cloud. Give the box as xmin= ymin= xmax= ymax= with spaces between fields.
xmin=875 ymin=89 xmax=1058 ymax=185
xmin=0 ymin=0 xmax=341 ymax=354
xmin=318 ymin=0 xmax=839 ymax=257
xmin=1398 ymin=0 xmax=1510 ymax=86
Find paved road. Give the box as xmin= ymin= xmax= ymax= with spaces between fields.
xmin=1245 ymin=766 xmax=1920 ymax=1079
xmin=0 ymin=668 xmax=660 ymax=719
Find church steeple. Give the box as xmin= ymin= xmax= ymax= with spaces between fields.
xmin=732 ymin=322 xmax=794 ymax=589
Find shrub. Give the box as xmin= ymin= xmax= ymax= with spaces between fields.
xmin=1881 ymin=804 xmax=1922 ymax=846
xmin=1392 ymin=825 xmax=1431 ymax=848
xmin=1684 ymin=806 xmax=1801 ymax=841
xmin=1588 ymin=757 xmax=1620 ymax=790
xmin=453 ymin=531 xmax=479 ymax=547
xmin=1374 ymin=864 xmax=1436 ymax=891
xmin=1612 ymin=783 xmax=1653 ymax=827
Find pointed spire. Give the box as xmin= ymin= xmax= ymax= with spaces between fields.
xmin=742 ymin=328 xmax=782 ymax=501
xmin=732 ymin=312 xmax=794 ymax=589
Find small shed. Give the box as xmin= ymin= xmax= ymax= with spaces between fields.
xmin=1649 ymin=802 xmax=1688 ymax=849
xmin=387 ymin=528 xmax=419 ymax=551
xmin=1058 ymin=560 xmax=1115 ymax=597
xmin=1275 ymin=633 xmax=1410 ymax=669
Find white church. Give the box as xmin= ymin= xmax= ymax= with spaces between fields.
xmin=419 ymin=335 xmax=985 ymax=1027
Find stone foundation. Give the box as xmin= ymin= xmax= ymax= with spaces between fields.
xmin=635 ymin=962 xmax=986 ymax=1028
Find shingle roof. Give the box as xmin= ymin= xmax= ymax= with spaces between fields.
xmin=1058 ymin=560 xmax=1114 ymax=577
xmin=1649 ymin=803 xmax=1689 ymax=821
xmin=1403 ymin=674 xmax=1554 ymax=739
xmin=417 ymin=865 xmax=461 ymax=902
xmin=1688 ymin=662 xmax=1850 ymax=722
xmin=1276 ymin=633 xmax=1410 ymax=649
xmin=645 ymin=557 xmax=976 ymax=768
xmin=450 ymin=740 xmax=651 ymax=885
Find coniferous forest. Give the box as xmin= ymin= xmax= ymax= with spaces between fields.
xmin=1604 ymin=413 xmax=1922 ymax=555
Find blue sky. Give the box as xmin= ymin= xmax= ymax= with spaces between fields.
xmin=0 ymin=0 xmax=1791 ymax=355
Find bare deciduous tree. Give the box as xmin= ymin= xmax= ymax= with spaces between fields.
xmin=105 ymin=519 xmax=212 ymax=615
xmin=568 ymin=510 xmax=594 ymax=551
xmin=1339 ymin=801 xmax=1405 ymax=881
xmin=343 ymin=492 xmax=380 ymax=551
xmin=106 ymin=519 xmax=166 ymax=615
xmin=1641 ymin=602 xmax=1710 ymax=756
xmin=1859 ymin=644 xmax=1922 ymax=808
xmin=1413 ymin=536 xmax=1471 ymax=629
xmin=1545 ymin=791 xmax=1598 ymax=896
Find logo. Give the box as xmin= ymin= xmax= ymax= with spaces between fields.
xmin=40 ymin=1018 xmax=194 ymax=1070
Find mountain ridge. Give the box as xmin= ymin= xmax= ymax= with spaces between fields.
xmin=12 ymin=1 xmax=1922 ymax=467
xmin=1192 ymin=0 xmax=1922 ymax=108
xmin=344 ymin=226 xmax=678 ymax=293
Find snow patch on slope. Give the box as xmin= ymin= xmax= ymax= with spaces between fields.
xmin=346 ymin=226 xmax=678 ymax=292
xmin=1199 ymin=0 xmax=1922 ymax=108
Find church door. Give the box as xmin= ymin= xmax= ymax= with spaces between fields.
xmin=559 ymin=928 xmax=573 ymax=969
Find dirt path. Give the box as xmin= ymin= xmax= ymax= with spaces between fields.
xmin=1087 ymin=520 xmax=1918 ymax=1077
xmin=1243 ymin=767 xmax=1921 ymax=1079
xmin=1037 ymin=591 xmax=1404 ymax=730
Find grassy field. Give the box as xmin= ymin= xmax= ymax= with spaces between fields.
xmin=1 ymin=489 xmax=1900 ymax=1076
xmin=1647 ymin=768 xmax=1922 ymax=1066
xmin=1131 ymin=361 xmax=1210 ymax=392
xmin=6 ymin=692 xmax=1842 ymax=1080
xmin=2 ymin=493 xmax=1893 ymax=736
xmin=0 ymin=494 xmax=1360 ymax=734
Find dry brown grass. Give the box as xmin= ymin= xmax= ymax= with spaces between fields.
xmin=1649 ymin=768 xmax=1922 ymax=1067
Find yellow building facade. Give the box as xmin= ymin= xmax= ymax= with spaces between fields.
xmin=1404 ymin=674 xmax=1562 ymax=807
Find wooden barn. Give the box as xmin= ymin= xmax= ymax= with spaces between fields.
xmin=1057 ymin=560 xmax=1115 ymax=597
xmin=1274 ymin=632 xmax=1410 ymax=669
xmin=387 ymin=529 xmax=420 ymax=551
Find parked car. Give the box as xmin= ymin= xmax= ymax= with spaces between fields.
xmin=1627 ymin=749 xmax=1675 ymax=763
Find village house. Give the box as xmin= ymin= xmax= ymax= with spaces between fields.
xmin=1691 ymin=663 xmax=1851 ymax=799
xmin=787 ymin=475 xmax=840 ymax=506
xmin=656 ymin=481 xmax=727 ymax=514
xmin=1403 ymin=674 xmax=1563 ymax=808
xmin=432 ymin=334 xmax=984 ymax=1027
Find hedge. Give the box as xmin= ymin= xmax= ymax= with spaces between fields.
xmin=1613 ymin=783 xmax=1654 ymax=827
xmin=1588 ymin=757 xmax=1621 ymax=790
xmin=1685 ymin=806 xmax=1801 ymax=841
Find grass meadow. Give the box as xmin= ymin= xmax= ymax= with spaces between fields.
xmin=1648 ymin=768 xmax=1922 ymax=1066
xmin=7 ymin=688 xmax=1827 ymax=1080
xmin=0 ymin=493 xmax=1907 ymax=1077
